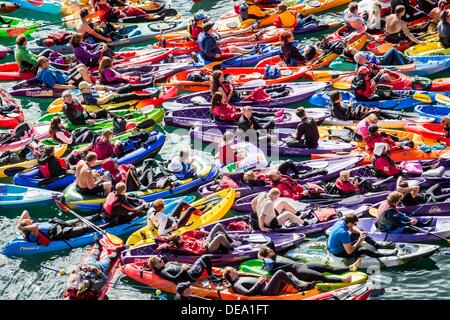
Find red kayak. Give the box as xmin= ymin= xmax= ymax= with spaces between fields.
xmin=404 ymin=123 xmax=450 ymax=145
xmin=0 ymin=87 xmax=24 ymax=129
xmin=0 ymin=2 xmax=20 ymax=14
xmin=304 ymin=284 xmax=373 ymax=300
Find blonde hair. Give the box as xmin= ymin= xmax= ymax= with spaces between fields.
xmin=243 ymin=171 xmax=257 ymax=181
xmin=340 ymin=171 xmax=350 ymax=180
xmin=387 ymin=191 xmax=403 ymax=206
xmin=116 ymin=182 xmax=126 ymax=194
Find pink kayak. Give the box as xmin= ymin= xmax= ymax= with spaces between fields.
xmin=0 ymin=123 xmax=50 ymax=153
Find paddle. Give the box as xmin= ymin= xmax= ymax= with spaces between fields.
xmin=54 ymin=200 xmax=123 ymax=245
xmin=332 ymin=81 xmax=351 ymax=90
xmin=6 ymin=11 xmax=104 ymax=37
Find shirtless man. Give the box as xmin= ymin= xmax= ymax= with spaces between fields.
xmin=250 ymin=188 xmax=311 ymax=232
xmin=430 ymin=0 xmax=448 ymax=23
xmin=77 ymin=8 xmax=112 ymax=43
xmin=384 ymin=5 xmax=424 ymax=44
xmin=76 ymin=152 xmax=112 ymax=196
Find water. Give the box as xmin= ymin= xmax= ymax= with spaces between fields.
xmin=1 ymin=0 xmax=450 ymax=300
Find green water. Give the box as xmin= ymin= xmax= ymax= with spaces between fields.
xmin=1 ymin=0 xmax=450 ymax=300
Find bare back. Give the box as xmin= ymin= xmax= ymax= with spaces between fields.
xmin=385 ymin=14 xmax=404 ymax=34
xmin=254 ymin=193 xmax=276 ymax=225
xmin=76 ymin=160 xmax=94 ymax=188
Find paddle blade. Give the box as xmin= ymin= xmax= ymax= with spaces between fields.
xmin=412 ymin=93 xmax=432 ymax=103
xmin=333 ymin=81 xmax=351 ymax=90
xmin=87 ymin=10 xmax=105 ymax=20
xmin=6 ymin=27 xmax=29 ymax=37
xmin=369 ymin=207 xmax=377 ymax=217
xmin=54 ymin=199 xmax=71 ymax=212
xmin=435 ymin=93 xmax=450 ymax=105
xmin=105 ymin=232 xmax=124 ymax=246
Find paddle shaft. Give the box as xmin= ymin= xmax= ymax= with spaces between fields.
xmin=409 ymin=224 xmax=450 ymax=243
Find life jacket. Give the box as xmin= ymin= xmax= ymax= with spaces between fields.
xmin=227 ymin=220 xmax=251 ymax=231
xmin=101 ymin=158 xmax=131 ymax=183
xmin=305 ymin=182 xmax=325 ymax=195
xmin=25 ymin=222 xmax=52 ymax=246
xmin=219 ymin=143 xmax=238 ymax=166
xmin=364 ymin=132 xmax=398 ymax=152
xmin=103 ymin=192 xmax=119 ymax=216
xmin=155 ymin=230 xmax=207 ymax=255
xmin=274 ymin=10 xmax=298 ymax=28
xmin=39 ymin=157 xmax=68 ymax=178
xmin=187 ymin=20 xmax=203 ymax=40
xmin=42 ymin=31 xmax=72 ymax=47
xmin=313 ymin=208 xmax=338 ymax=223
xmin=218 ymin=175 xmax=239 ymax=189
xmin=93 ymin=136 xmax=115 ymax=160
xmin=65 ymin=287 xmax=97 ymax=300
xmin=271 ymin=175 xmax=304 ymax=200
xmin=211 ymin=102 xmax=241 ymax=121
xmin=242 ymin=87 xmax=272 ymax=102
xmin=372 ymin=154 xmax=402 ymax=176
xmin=352 ymin=76 xmax=374 ymax=99
xmin=335 ymin=178 xmax=359 ymax=194
xmin=50 ymin=127 xmax=71 ymax=144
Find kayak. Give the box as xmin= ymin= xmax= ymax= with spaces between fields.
xmin=61 ymin=0 xmax=167 ymax=15
xmin=0 ymin=123 xmax=51 ymax=153
xmin=0 ymin=144 xmax=68 ymax=179
xmin=166 ymin=67 xmax=310 ymax=92
xmin=405 ymin=41 xmax=450 ymax=57
xmin=0 ymin=183 xmax=62 ymax=209
xmin=405 ymin=122 xmax=450 ymax=146
xmin=285 ymin=236 xmax=439 ymax=269
xmin=3 ymin=0 xmax=61 ymax=14
xmin=356 ymin=217 xmax=450 ymax=243
xmin=13 ymin=131 xmax=166 ymax=190
xmin=121 ymin=232 xmax=304 ymax=266
xmin=0 ymin=2 xmax=19 ymax=13
xmin=61 ymin=236 xmax=122 ymax=300
xmin=308 ymin=90 xmax=442 ymax=110
xmin=164 ymin=82 xmax=331 ymax=109
xmin=0 ymin=87 xmax=23 ymax=129
xmin=0 ymin=15 xmax=40 ymax=37
xmin=329 ymin=55 xmax=450 ymax=76
xmin=62 ymin=156 xmax=218 ymax=214
xmin=125 ymin=188 xmax=235 ymax=247
xmin=198 ymin=156 xmax=365 ymax=198
xmin=121 ymin=261 xmax=324 ymax=300
xmin=305 ymin=283 xmax=373 ymax=300
xmin=0 ymin=44 xmax=10 ymax=58
xmin=2 ymin=196 xmax=193 ymax=256
xmin=216 ymin=142 xmax=269 ymax=175
xmin=414 ymin=105 xmax=450 ymax=123
xmin=190 ymin=126 xmax=355 ymax=157
xmin=164 ymin=107 xmax=329 ymax=129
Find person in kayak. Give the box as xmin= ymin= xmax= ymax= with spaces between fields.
xmin=91 ymin=129 xmax=122 ymax=161
xmin=417 ymin=0 xmax=438 ymax=15
xmin=327 ymin=213 xmax=398 ymax=259
xmin=251 ymin=188 xmax=314 ymax=232
xmin=355 ymin=113 xmax=379 ymax=141
xmin=77 ymin=8 xmax=113 ymax=43
xmin=147 ymin=198 xmax=201 ymax=236
xmin=364 ymin=124 xmax=413 ymax=152
xmin=14 ymin=35 xmax=55 ymax=74
xmin=384 ymin=5 xmax=424 ymax=44
xmin=36 ymin=56 xmax=93 ymax=90
xmin=328 ymin=91 xmax=380 ymax=121
xmin=218 ymin=131 xmax=239 ymax=166
xmin=279 ymin=30 xmax=316 ymax=66
xmin=76 ymin=152 xmax=112 ymax=196
xmin=351 ymin=66 xmax=379 ymax=100
xmin=102 ymin=182 xmax=147 ymax=225
xmin=198 ymin=22 xmax=253 ymax=61
xmin=62 ymin=91 xmax=112 ymax=126
xmin=98 ymin=56 xmax=155 ymax=86
xmin=49 ymin=116 xmax=97 ymax=146
xmin=372 ymin=142 xmax=403 ymax=177
xmin=242 ymin=160 xmax=303 ymax=187
xmin=223 ymin=266 xmax=316 ymax=296
xmin=210 ymin=70 xmax=240 ymax=104
xmin=333 ymin=170 xmax=377 ymax=196
xmin=274 ymin=3 xmax=319 ymax=31
xmin=17 ymin=210 xmax=97 ymax=246
xmin=237 ymin=105 xmax=283 ymax=133
xmin=396 ymin=176 xmax=446 ymax=205
xmin=78 ymin=81 xmax=158 ymax=106
xmin=239 ymin=0 xmax=273 ymax=20
xmin=391 ymin=0 xmax=422 ymax=21
xmin=66 ymin=239 xmax=127 ymax=300
xmin=366 ymin=2 xmax=384 ymax=34
xmin=438 ymin=9 xmax=450 ymax=47
xmin=144 ymin=254 xmax=220 ymax=283
xmin=258 ymin=245 xmax=360 ymax=284
xmin=344 ymin=45 xmax=413 ymax=66
xmin=70 ymin=33 xmax=112 ymax=67
xmin=430 ymin=0 xmax=447 ymax=24
xmin=94 ymin=0 xmax=150 ymax=24
xmin=167 ymin=149 xmax=197 ymax=180
xmin=441 ymin=116 xmax=450 ymax=136
xmin=344 ymin=2 xmax=368 ymax=40
xmin=285 ymin=107 xmax=319 ymax=148
xmin=38 ymin=146 xmax=70 ymax=179
xmin=155 ymin=224 xmax=237 ymax=254
xmin=187 ymin=11 xmax=208 ymax=41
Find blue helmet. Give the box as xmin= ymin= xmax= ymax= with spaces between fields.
xmin=194 ymin=11 xmax=208 ymax=20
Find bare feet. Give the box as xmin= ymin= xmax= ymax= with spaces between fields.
xmin=235 ymin=191 xmax=241 ymax=199
xmin=349 ymin=258 xmax=361 ymax=272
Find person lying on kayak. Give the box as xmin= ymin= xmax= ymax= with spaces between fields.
xmin=372 ymin=142 xmax=403 ymax=177
xmin=76 ymin=152 xmax=112 ymax=196
xmin=49 ymin=116 xmax=97 ymax=146
xmin=285 ymin=107 xmax=319 ymax=148
xmin=198 ymin=22 xmax=253 ymax=61
xmin=144 ymin=255 xmax=220 ymax=283
xmin=17 ymin=210 xmax=98 ymax=246
xmin=267 ymin=170 xmax=309 ymax=201
xmin=438 ymin=9 xmax=450 ymax=48
xmin=36 ymin=56 xmax=93 ymax=91
xmin=66 ymin=239 xmax=127 ymax=300
xmin=102 ymin=182 xmax=147 ymax=225
xmin=343 ymin=45 xmax=413 ymax=67
xmin=274 ymin=3 xmax=318 ymax=31
xmin=155 ymin=224 xmax=238 ymax=254
xmin=38 ymin=145 xmax=71 ymax=179
xmin=328 ymin=91 xmax=380 ymax=121
xmin=147 ymin=198 xmax=202 ymax=236
xmin=243 ymin=160 xmax=302 ymax=188
xmin=364 ymin=124 xmax=413 ymax=152
xmin=391 ymin=0 xmax=423 ymax=22
xmin=327 ymin=213 xmax=398 ymax=259
xmin=94 ymin=0 xmax=151 ymax=24
xmin=167 ymin=149 xmax=197 ymax=180
xmin=279 ymin=30 xmax=316 ymax=66
xmin=237 ymin=105 xmax=283 ymax=134
xmin=355 ymin=113 xmax=379 ymax=141
xmin=251 ymin=189 xmax=315 ymax=232
xmin=223 ymin=266 xmax=316 ymax=296
xmin=332 ymin=170 xmax=378 ymax=196
xmin=78 ymin=81 xmax=158 ymax=106
xmin=344 ymin=2 xmax=368 ymax=41
xmin=175 ymin=282 xmax=192 ymax=300
xmin=384 ymin=5 xmax=424 ymax=44
xmin=239 ymin=0 xmax=274 ymax=20
xmin=14 ymin=35 xmax=55 ymax=74
xmin=77 ymin=8 xmax=113 ymax=43
xmin=91 ymin=129 xmax=123 ymax=160
xmin=258 ymin=245 xmax=360 ymax=284
xmin=70 ymin=33 xmax=113 ymax=67
xmin=98 ymin=57 xmax=154 ymax=86
xmin=351 ymin=66 xmax=379 ymax=101
xmin=430 ymin=0 xmax=447 ymax=24
xmin=62 ymin=91 xmax=112 ymax=126
xmin=210 ymin=70 xmax=239 ymax=104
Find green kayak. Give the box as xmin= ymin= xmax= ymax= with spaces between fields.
xmin=0 ymin=15 xmax=40 ymax=37
xmin=329 ymin=57 xmax=356 ymax=72
xmin=238 ymin=259 xmax=368 ymax=292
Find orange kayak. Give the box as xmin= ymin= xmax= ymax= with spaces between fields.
xmin=166 ymin=66 xmax=309 ymax=91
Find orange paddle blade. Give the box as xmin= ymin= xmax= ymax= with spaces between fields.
xmin=6 ymin=27 xmax=30 ymax=37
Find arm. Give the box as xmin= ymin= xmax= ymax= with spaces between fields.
xmin=159 ymin=266 xmax=187 ymax=282
xmin=53 ymin=84 xmax=76 ymax=90
xmin=85 ymin=170 xmax=99 ymax=189
xmin=55 ymin=131 xmax=73 ymax=145
xmin=86 ymin=25 xmax=112 ymax=43
xmin=401 ymin=22 xmax=422 ymax=44
xmin=96 ymin=93 xmax=117 ymax=105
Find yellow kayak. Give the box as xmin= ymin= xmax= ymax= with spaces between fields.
xmin=292 ymin=0 xmax=352 ymax=16
xmin=126 ymin=188 xmax=235 ymax=247
xmin=0 ymin=144 xmax=67 ymax=178
xmin=405 ymin=41 xmax=450 ymax=56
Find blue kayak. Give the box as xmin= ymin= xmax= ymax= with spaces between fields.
xmin=0 ymin=184 xmax=62 ymax=209
xmin=308 ymin=90 xmax=441 ymax=110
xmin=13 ymin=131 xmax=166 ymax=191
xmin=414 ymin=105 xmax=450 ymax=122
xmin=2 ymin=196 xmax=195 ymax=256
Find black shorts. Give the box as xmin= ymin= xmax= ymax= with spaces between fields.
xmin=76 ymin=183 xmax=105 ymax=196
xmin=265 ymin=217 xmax=281 ymax=229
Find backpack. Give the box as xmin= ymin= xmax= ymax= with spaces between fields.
xmin=187 ymin=71 xmax=210 ymax=82
xmin=113 ymin=117 xmax=127 ymax=134
xmin=263 ymin=65 xmax=281 ymax=80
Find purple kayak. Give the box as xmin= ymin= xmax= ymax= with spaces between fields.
xmin=190 ymin=126 xmax=355 ymax=157
xmin=357 ymin=217 xmax=450 ymax=243
xmin=198 ymin=156 xmax=365 ymax=198
xmin=164 ymin=107 xmax=330 ymax=129
xmin=201 ymin=204 xmax=370 ymax=236
xmin=120 ymin=233 xmax=304 ymax=266
xmin=163 ymin=82 xmax=332 ymax=109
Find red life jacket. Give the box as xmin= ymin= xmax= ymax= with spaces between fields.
xmin=313 ymin=208 xmax=338 ymax=222
xmin=211 ymin=102 xmax=241 ymax=121
xmin=335 ymin=178 xmax=359 ymax=194
xmin=218 ymin=143 xmax=238 ymax=166
xmin=103 ymin=192 xmax=119 ymax=216
xmin=93 ymin=136 xmax=115 ymax=160
xmin=50 ymin=127 xmax=71 ymax=144
xmin=271 ymin=175 xmax=304 ymax=200
xmin=187 ymin=20 xmax=203 ymax=40
xmin=364 ymin=132 xmax=398 ymax=152
xmin=354 ymin=77 xmax=375 ymax=99
xmin=372 ymin=155 xmax=402 ymax=176
xmin=39 ymin=157 xmax=68 ymax=178
xmin=101 ymin=158 xmax=130 ymax=183
xmin=156 ymin=230 xmax=207 ymax=255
